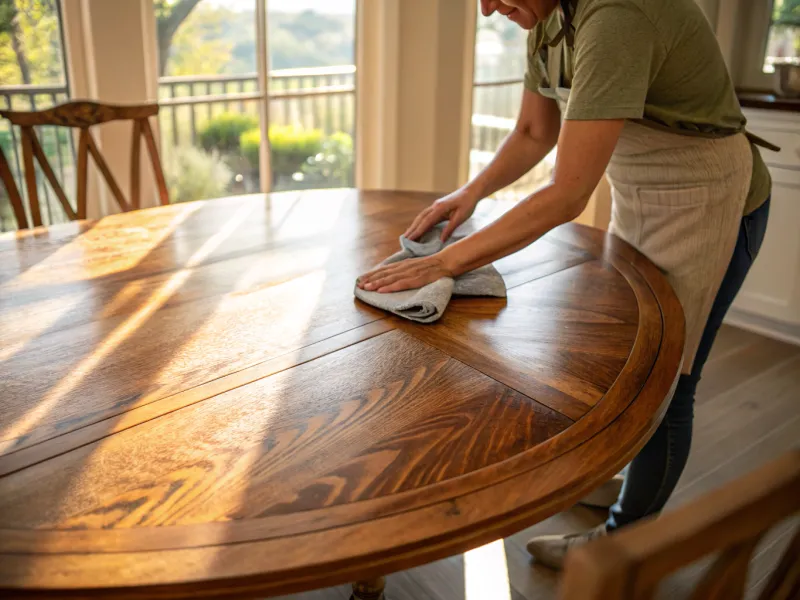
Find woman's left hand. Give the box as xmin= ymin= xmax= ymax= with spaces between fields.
xmin=357 ymin=254 xmax=455 ymax=293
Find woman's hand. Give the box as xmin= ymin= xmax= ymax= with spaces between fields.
xmin=405 ymin=189 xmax=480 ymax=242
xmin=357 ymin=254 xmax=455 ymax=294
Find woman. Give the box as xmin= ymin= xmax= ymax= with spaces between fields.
xmin=357 ymin=0 xmax=772 ymax=569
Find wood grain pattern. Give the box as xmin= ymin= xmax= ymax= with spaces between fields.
xmin=0 ymin=101 xmax=168 ymax=228
xmin=396 ymin=260 xmax=639 ymax=420
xmin=0 ymin=101 xmax=159 ymax=128
xmin=0 ymin=190 xmax=684 ymax=598
xmin=250 ymin=325 xmax=800 ymax=600
xmin=0 ymin=330 xmax=572 ymax=531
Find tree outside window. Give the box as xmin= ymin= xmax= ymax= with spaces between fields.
xmin=154 ymin=0 xmax=356 ymax=203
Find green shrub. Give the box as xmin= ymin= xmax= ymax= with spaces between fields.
xmin=301 ymin=131 xmax=354 ymax=187
xmin=163 ymin=145 xmax=232 ymax=204
xmin=198 ymin=112 xmax=258 ymax=154
xmin=240 ymin=125 xmax=324 ymax=179
xmin=239 ymin=127 xmax=261 ymax=170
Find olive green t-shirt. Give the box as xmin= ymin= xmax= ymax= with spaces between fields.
xmin=524 ymin=0 xmax=770 ymax=214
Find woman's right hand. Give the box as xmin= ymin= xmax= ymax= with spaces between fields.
xmin=404 ymin=189 xmax=481 ymax=242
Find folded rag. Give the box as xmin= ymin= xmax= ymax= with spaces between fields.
xmin=354 ymin=223 xmax=506 ymax=323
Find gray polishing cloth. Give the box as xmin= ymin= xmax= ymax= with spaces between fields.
xmin=354 ymin=223 xmax=506 ymax=323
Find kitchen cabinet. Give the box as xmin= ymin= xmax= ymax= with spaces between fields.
xmin=729 ymin=108 xmax=800 ymax=344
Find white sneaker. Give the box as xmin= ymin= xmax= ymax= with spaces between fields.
xmin=526 ymin=524 xmax=608 ymax=570
xmin=579 ymin=473 xmax=625 ymax=508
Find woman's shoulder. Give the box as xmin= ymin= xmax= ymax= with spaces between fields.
xmin=575 ymin=0 xmax=709 ymax=35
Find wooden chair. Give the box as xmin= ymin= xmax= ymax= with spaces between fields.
xmin=560 ymin=450 xmax=800 ymax=600
xmin=0 ymin=144 xmax=29 ymax=229
xmin=0 ymin=101 xmax=169 ymax=229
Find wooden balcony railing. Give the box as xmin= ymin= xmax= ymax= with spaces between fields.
xmin=0 ymin=70 xmax=541 ymax=232
xmin=157 ymin=65 xmax=357 ymax=149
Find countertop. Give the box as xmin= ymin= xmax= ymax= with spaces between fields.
xmin=738 ymin=91 xmax=800 ymax=113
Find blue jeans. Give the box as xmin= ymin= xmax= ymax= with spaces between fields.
xmin=607 ymin=197 xmax=771 ymax=530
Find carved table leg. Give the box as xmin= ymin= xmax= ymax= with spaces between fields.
xmin=350 ymin=576 xmax=386 ymax=600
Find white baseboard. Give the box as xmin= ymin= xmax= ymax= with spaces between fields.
xmin=724 ymin=307 xmax=800 ymax=347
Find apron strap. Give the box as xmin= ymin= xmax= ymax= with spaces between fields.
xmin=745 ymin=130 xmax=782 ymax=153
xmin=547 ymin=0 xmax=577 ymax=48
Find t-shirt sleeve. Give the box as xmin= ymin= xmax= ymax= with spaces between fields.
xmin=564 ymin=2 xmax=666 ymax=121
xmin=523 ymin=28 xmax=548 ymax=92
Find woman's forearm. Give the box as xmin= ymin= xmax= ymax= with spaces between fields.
xmin=442 ymin=183 xmax=588 ymax=276
xmin=463 ymin=128 xmax=557 ymax=201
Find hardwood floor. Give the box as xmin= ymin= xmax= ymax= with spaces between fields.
xmin=278 ymin=325 xmax=800 ymax=600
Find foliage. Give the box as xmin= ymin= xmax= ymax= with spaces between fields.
xmin=300 ymin=131 xmax=353 ymax=187
xmin=240 ymin=125 xmax=324 ymax=178
xmin=238 ymin=127 xmax=261 ymax=170
xmin=161 ymin=2 xmax=232 ymax=76
xmin=1 ymin=1 xmax=355 ymax=84
xmin=163 ymin=144 xmax=232 ymax=204
xmin=0 ymin=0 xmax=65 ymax=86
xmin=161 ymin=5 xmax=355 ymax=76
xmin=0 ymin=126 xmax=68 ymax=167
xmin=0 ymin=129 xmax=11 ymax=155
xmin=269 ymin=10 xmax=354 ymax=70
xmin=774 ymin=0 xmax=800 ymax=27
xmin=198 ymin=112 xmax=257 ymax=153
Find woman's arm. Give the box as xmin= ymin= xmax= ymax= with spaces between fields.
xmin=358 ymin=118 xmax=624 ymax=293
xmin=443 ymin=119 xmax=624 ymax=276
xmin=403 ymin=89 xmax=562 ymax=242
xmin=465 ymin=89 xmax=562 ymax=201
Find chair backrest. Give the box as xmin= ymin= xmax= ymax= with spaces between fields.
xmin=0 ymin=101 xmax=169 ymax=229
xmin=560 ymin=450 xmax=800 ymax=600
xmin=0 ymin=145 xmax=29 ymax=229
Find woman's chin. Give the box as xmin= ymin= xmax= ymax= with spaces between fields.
xmin=508 ymin=12 xmax=537 ymax=29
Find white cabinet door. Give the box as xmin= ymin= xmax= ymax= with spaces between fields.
xmin=733 ymin=165 xmax=800 ymax=325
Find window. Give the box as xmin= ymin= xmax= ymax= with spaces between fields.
xmin=267 ymin=0 xmax=355 ymax=192
xmin=469 ymin=5 xmax=553 ymax=202
xmin=154 ymin=0 xmax=356 ymax=204
xmin=764 ymin=0 xmax=800 ymax=72
xmin=0 ymin=0 xmax=71 ymax=231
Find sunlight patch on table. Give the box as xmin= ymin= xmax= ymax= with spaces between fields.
xmin=1 ymin=203 xmax=199 ymax=292
xmin=0 ymin=204 xmax=254 ymax=446
xmin=273 ymin=190 xmax=347 ymax=241
xmin=0 ymin=296 xmax=78 ymax=363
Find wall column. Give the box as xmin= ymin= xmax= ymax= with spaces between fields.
xmin=61 ymin=0 xmax=160 ymax=218
xmin=357 ymin=0 xmax=476 ymax=193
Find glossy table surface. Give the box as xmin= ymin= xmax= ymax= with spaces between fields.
xmin=0 ymin=189 xmax=683 ymax=598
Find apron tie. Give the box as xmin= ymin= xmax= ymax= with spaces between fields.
xmin=548 ymin=0 xmax=577 ymax=48
xmin=745 ymin=131 xmax=781 ymax=153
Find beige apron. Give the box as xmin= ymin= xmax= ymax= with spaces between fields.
xmin=540 ymin=34 xmax=753 ymax=373
xmin=606 ymin=123 xmax=751 ymax=372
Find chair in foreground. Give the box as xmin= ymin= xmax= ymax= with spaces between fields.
xmin=0 ymin=101 xmax=168 ymax=229
xmin=560 ymin=450 xmax=800 ymax=600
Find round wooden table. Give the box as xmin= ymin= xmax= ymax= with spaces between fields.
xmin=0 ymin=190 xmax=683 ymax=599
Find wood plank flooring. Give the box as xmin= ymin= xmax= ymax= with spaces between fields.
xmin=277 ymin=325 xmax=800 ymax=600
